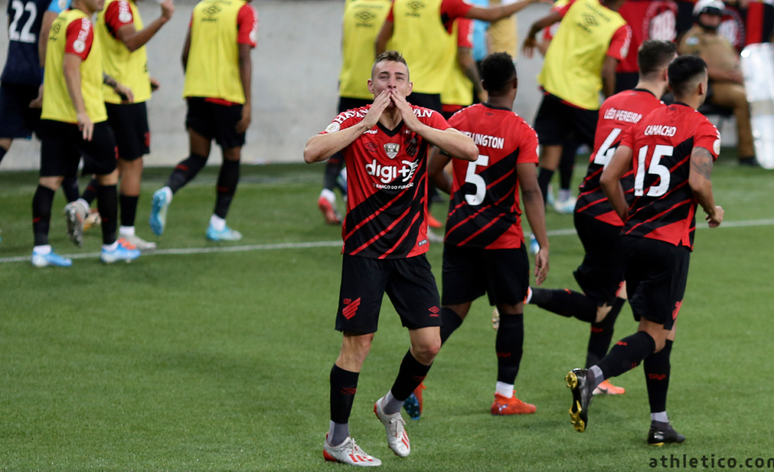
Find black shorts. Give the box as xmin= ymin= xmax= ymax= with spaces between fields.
xmin=573 ymin=212 xmax=626 ymax=306
xmin=406 ymin=92 xmax=442 ymax=113
xmin=336 ymin=254 xmax=442 ymax=334
xmin=185 ymin=97 xmax=245 ymax=149
xmin=442 ymin=244 xmax=530 ymax=307
xmin=0 ymin=82 xmax=41 ymax=140
xmin=39 ymin=120 xmax=117 ymax=177
xmin=106 ymin=102 xmax=150 ymax=160
xmin=622 ymin=236 xmax=691 ymax=331
xmin=338 ymin=96 xmax=372 ymax=114
xmin=533 ymin=93 xmax=597 ymax=148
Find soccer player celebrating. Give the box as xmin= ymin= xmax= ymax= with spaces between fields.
xmin=149 ymin=0 xmax=258 ymax=241
xmin=526 ymin=40 xmax=677 ymax=396
xmin=304 ymin=51 xmax=477 ymax=467
xmin=32 ymin=0 xmax=140 ymax=266
xmin=428 ymin=52 xmax=549 ymax=416
xmin=566 ymin=55 xmax=724 ymax=445
xmin=64 ymin=0 xmax=174 ymax=251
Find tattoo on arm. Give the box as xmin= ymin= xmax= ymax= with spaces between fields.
xmin=691 ymin=147 xmax=713 ymax=180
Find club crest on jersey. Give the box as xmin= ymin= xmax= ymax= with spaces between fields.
xmin=384 ymin=143 xmax=400 ymax=159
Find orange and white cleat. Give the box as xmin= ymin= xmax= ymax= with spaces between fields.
xmin=323 ymin=434 xmax=381 ymax=467
xmin=82 ymin=209 xmax=101 ymax=232
xmin=318 ymin=195 xmax=342 ymax=225
xmin=492 ymin=307 xmax=500 ymax=331
xmin=491 ymin=392 xmax=536 ymax=415
xmin=427 ymin=213 xmax=443 ymax=229
xmin=593 ymin=379 xmax=625 ymax=395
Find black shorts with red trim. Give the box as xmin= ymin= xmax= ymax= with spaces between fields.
xmin=533 ymin=93 xmax=597 ymax=148
xmin=622 ymin=235 xmax=690 ymax=331
xmin=106 ymin=102 xmax=150 ymax=161
xmin=39 ymin=120 xmax=117 ymax=177
xmin=0 ymin=82 xmax=41 ymax=140
xmin=441 ymin=244 xmax=529 ymax=307
xmin=335 ymin=254 xmax=442 ymax=334
xmin=185 ymin=97 xmax=245 ymax=149
xmin=573 ymin=212 xmax=625 ymax=306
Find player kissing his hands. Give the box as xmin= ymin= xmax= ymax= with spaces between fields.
xmin=362 ymin=90 xmax=391 ymax=129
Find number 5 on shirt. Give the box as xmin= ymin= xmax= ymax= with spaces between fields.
xmin=464 ymin=154 xmax=489 ymax=206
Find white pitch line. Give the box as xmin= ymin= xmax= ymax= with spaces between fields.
xmin=1 ymin=218 xmax=772 ymax=265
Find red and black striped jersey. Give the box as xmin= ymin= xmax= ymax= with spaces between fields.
xmin=443 ymin=104 xmax=539 ymax=249
xmin=321 ymin=104 xmax=450 ymax=259
xmin=619 ymin=103 xmax=720 ymax=249
xmin=576 ymin=89 xmax=665 ymax=226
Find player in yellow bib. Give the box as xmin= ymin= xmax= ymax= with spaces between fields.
xmin=64 ymin=0 xmax=174 ymax=252
xmin=31 ymin=0 xmax=140 ymax=267
xmin=522 ymin=0 xmax=631 ymax=222
xmin=317 ymin=0 xmax=391 ymax=226
xmin=149 ymin=0 xmax=258 ymax=241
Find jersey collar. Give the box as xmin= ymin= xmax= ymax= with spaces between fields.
xmin=377 ymin=120 xmax=404 ymax=137
xmin=633 ymin=88 xmax=657 ymax=98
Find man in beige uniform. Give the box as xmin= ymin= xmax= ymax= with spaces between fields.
xmin=488 ymin=0 xmax=517 ymax=60
xmin=679 ymin=0 xmax=757 ymax=166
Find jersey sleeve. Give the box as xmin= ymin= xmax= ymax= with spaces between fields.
xmin=694 ymin=119 xmax=721 ymax=160
xmin=619 ymin=123 xmax=635 ymax=149
xmin=422 ymin=108 xmax=451 ymax=131
xmin=319 ymin=108 xmax=367 ymax=135
xmin=516 ymin=123 xmax=539 ymax=165
xmin=64 ymin=17 xmax=94 ymax=61
xmin=237 ymin=4 xmax=258 ymax=47
xmin=387 ymin=1 xmax=394 ymax=22
xmin=607 ymin=24 xmax=632 ymax=61
xmin=47 ymin=0 xmax=69 ymax=14
xmin=103 ymin=1 xmax=133 ymax=36
xmin=557 ymin=0 xmax=578 ymax=18
xmin=456 ymin=18 xmax=474 ymax=47
xmin=441 ymin=0 xmax=474 ymax=22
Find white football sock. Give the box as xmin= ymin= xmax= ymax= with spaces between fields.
xmin=651 ymin=411 xmax=669 ymax=423
xmin=119 ymin=226 xmax=135 ymax=237
xmin=210 ymin=214 xmax=226 ymax=232
xmin=320 ymin=188 xmax=336 ymax=204
xmin=103 ymin=241 xmax=119 ymax=251
xmin=495 ymin=381 xmax=514 ymax=398
xmin=33 ymin=245 xmax=51 ymax=255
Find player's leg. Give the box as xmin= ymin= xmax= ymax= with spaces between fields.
xmin=32 ymin=121 xmax=75 ymax=267
xmin=150 ymin=98 xmax=212 ymax=235
xmin=485 ymin=247 xmax=535 ymax=415
xmin=0 ymin=138 xmax=10 ymax=164
xmin=79 ymin=123 xmax=140 ymax=263
xmin=554 ymin=139 xmax=579 ymax=214
xmin=207 ymin=145 xmax=242 ymax=241
xmin=205 ymin=101 xmax=247 ymax=241
xmin=319 ymin=152 xmax=345 ymax=224
xmin=644 ymin=322 xmax=684 ymax=445
xmin=375 ymin=256 xmax=442 ymax=456
xmin=566 ymin=237 xmax=687 ymax=434
xmin=709 ymin=82 xmax=756 ymax=165
xmin=324 ymin=255 xmax=386 ymax=466
xmin=112 ymin=102 xmax=154 ymax=250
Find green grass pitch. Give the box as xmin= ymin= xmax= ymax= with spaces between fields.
xmin=0 ymin=152 xmax=773 ymax=471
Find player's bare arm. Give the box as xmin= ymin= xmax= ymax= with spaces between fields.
xmin=600 ymin=144 xmax=634 ymax=223
xmin=114 ymin=0 xmax=174 ymax=52
xmin=39 ymin=10 xmax=59 ymax=67
xmin=304 ymin=91 xmax=392 ymax=163
xmin=601 ymin=56 xmax=619 ymax=98
xmin=236 ymin=43 xmax=252 ymax=133
xmin=390 ymin=91 xmax=477 ymax=161
xmin=466 ymin=0 xmax=543 ymax=22
xmin=428 ymin=147 xmax=453 ymax=194
xmin=458 ymin=47 xmax=486 ymax=102
xmin=517 ymin=162 xmax=549 ymax=285
xmin=181 ymin=29 xmax=191 ymax=72
xmin=375 ymin=20 xmax=393 ymax=56
xmin=689 ymin=146 xmax=723 ymax=227
xmin=103 ymin=73 xmax=134 ymax=103
xmin=63 ymin=53 xmax=93 ymax=141
xmin=522 ymin=11 xmax=562 ymax=58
